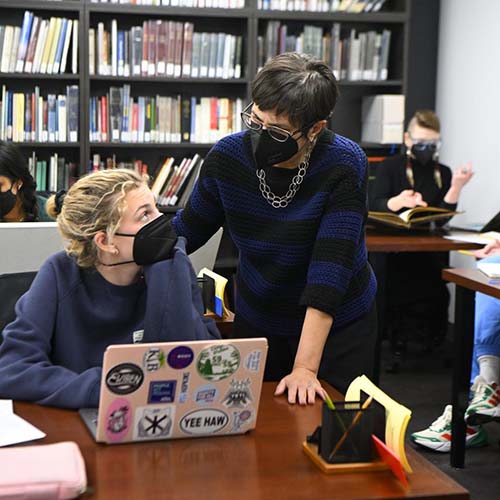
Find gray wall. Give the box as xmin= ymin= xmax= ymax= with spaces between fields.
xmin=436 ymin=0 xmax=500 ymax=228
xmin=436 ymin=0 xmax=500 ymax=319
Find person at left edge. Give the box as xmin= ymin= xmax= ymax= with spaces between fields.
xmin=0 ymin=141 xmax=51 ymax=222
xmin=172 ymin=52 xmax=377 ymax=404
xmin=0 ymin=169 xmax=219 ymax=409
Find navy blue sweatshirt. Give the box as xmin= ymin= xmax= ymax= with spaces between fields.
xmin=0 ymin=238 xmax=219 ymax=409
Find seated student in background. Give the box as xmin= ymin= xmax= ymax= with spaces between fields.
xmin=370 ymin=110 xmax=474 ymax=354
xmin=0 ymin=169 xmax=219 ymax=409
xmin=0 ymin=141 xmax=51 ymax=222
xmin=411 ymin=239 xmax=500 ymax=452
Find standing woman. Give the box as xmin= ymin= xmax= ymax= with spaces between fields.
xmin=173 ymin=53 xmax=377 ymax=402
xmin=0 ymin=141 xmax=50 ymax=222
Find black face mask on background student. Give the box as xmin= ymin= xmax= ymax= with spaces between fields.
xmin=104 ymin=215 xmax=178 ymax=267
xmin=0 ymin=188 xmax=17 ymax=219
xmin=411 ymin=143 xmax=438 ymax=166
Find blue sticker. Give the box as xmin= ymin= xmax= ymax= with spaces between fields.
xmin=167 ymin=346 xmax=194 ymax=369
xmin=148 ymin=380 xmax=177 ymax=404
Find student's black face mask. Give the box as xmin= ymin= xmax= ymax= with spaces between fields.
xmin=251 ymin=129 xmax=301 ymax=168
xmin=411 ymin=143 xmax=438 ymax=166
xmin=102 ymin=215 xmax=177 ymax=267
xmin=0 ymin=187 xmax=17 ymax=219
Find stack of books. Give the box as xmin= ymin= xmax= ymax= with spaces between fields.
xmin=28 ymin=151 xmax=79 ymax=192
xmin=258 ymin=23 xmax=391 ymax=81
xmin=89 ymin=153 xmax=149 ymax=176
xmin=89 ymin=87 xmax=242 ymax=144
xmin=258 ymin=0 xmax=387 ymax=11
xmin=90 ymin=0 xmax=245 ymax=7
xmin=152 ymin=153 xmax=203 ymax=207
xmin=0 ymin=85 xmax=79 ymax=143
xmin=89 ymin=20 xmax=243 ymax=80
xmin=0 ymin=11 xmax=78 ymax=75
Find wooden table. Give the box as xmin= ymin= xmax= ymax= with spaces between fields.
xmin=15 ymin=384 xmax=469 ymax=499
xmin=366 ymin=230 xmax=482 ymax=383
xmin=442 ymin=268 xmax=500 ymax=469
xmin=366 ymin=231 xmax=483 ymax=253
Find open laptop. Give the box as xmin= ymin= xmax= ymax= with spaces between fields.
xmin=80 ymin=338 xmax=268 ymax=443
xmin=450 ymin=210 xmax=500 ymax=233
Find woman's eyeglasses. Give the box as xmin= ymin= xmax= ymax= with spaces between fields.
xmin=240 ymin=102 xmax=305 ymax=143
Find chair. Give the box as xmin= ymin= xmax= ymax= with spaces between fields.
xmin=0 ymin=272 xmax=36 ymax=336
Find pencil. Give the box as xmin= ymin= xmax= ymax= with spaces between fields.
xmin=328 ymin=396 xmax=374 ymax=461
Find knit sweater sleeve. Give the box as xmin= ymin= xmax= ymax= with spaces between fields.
xmin=0 ymin=258 xmax=101 ymax=409
xmin=172 ymin=151 xmax=226 ymax=254
xmin=300 ymin=149 xmax=368 ymax=318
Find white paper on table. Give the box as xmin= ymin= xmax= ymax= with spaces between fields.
xmin=0 ymin=399 xmax=46 ymax=447
xmin=444 ymin=231 xmax=500 ymax=245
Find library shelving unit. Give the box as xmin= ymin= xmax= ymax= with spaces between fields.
xmin=0 ymin=0 xmax=439 ymax=180
xmin=0 ymin=0 xmax=85 ymax=179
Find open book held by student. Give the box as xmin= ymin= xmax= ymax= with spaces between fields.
xmin=368 ymin=206 xmax=460 ymax=229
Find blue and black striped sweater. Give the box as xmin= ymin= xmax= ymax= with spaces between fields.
xmin=172 ymin=129 xmax=377 ymax=337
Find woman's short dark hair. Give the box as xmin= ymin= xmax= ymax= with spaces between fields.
xmin=251 ymin=52 xmax=339 ymax=130
xmin=0 ymin=142 xmax=38 ymax=221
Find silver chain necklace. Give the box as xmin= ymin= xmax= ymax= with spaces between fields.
xmin=256 ymin=149 xmax=312 ymax=209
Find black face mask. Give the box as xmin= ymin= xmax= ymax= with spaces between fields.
xmin=0 ymin=188 xmax=17 ymax=219
xmin=411 ymin=144 xmax=437 ymax=166
xmin=251 ymin=129 xmax=300 ymax=168
xmin=103 ymin=215 xmax=177 ymax=267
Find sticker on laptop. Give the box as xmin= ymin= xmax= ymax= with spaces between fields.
xmin=179 ymin=408 xmax=229 ymax=435
xmin=148 ymin=380 xmax=177 ymax=404
xmin=221 ymin=378 xmax=252 ymax=408
xmin=231 ymin=409 xmax=254 ymax=433
xmin=133 ymin=405 xmax=175 ymax=440
xmin=196 ymin=344 xmax=240 ymax=382
xmin=105 ymin=398 xmax=132 ymax=442
xmin=167 ymin=346 xmax=194 ymax=369
xmin=179 ymin=372 xmax=190 ymax=403
xmin=194 ymin=384 xmax=219 ymax=406
xmin=245 ymin=350 xmax=263 ymax=372
xmin=106 ymin=363 xmax=144 ymax=395
xmin=143 ymin=347 xmax=166 ymax=372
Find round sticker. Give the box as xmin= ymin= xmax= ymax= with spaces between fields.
xmin=105 ymin=363 xmax=144 ymax=395
xmin=105 ymin=398 xmax=132 ymax=442
xmin=196 ymin=344 xmax=240 ymax=382
xmin=180 ymin=409 xmax=229 ymax=435
xmin=167 ymin=346 xmax=194 ymax=369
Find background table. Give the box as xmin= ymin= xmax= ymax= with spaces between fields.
xmin=14 ymin=383 xmax=469 ymax=499
xmin=366 ymin=230 xmax=482 ymax=382
xmin=442 ymin=268 xmax=500 ymax=469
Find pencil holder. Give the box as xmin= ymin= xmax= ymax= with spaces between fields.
xmin=318 ymin=401 xmax=374 ymax=464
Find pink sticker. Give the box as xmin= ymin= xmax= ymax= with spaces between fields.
xmin=105 ymin=398 xmax=132 ymax=442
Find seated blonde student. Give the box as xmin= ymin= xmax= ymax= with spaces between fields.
xmin=0 ymin=169 xmax=219 ymax=409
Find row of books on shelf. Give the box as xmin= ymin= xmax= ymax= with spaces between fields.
xmin=90 ymin=88 xmax=243 ymax=144
xmin=151 ymin=153 xmax=203 ymax=207
xmin=259 ymin=23 xmax=391 ymax=80
xmin=90 ymin=0 xmax=245 ymax=7
xmin=258 ymin=0 xmax=387 ymax=12
xmin=89 ymin=0 xmax=386 ymax=10
xmin=28 ymin=152 xmax=79 ymax=192
xmin=0 ymin=85 xmax=79 ymax=143
xmin=90 ymin=153 xmax=149 ymax=175
xmin=90 ymin=20 xmax=243 ymax=79
xmin=0 ymin=12 xmax=78 ymax=75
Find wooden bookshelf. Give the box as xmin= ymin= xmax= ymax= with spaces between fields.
xmin=0 ymin=0 xmax=439 ymax=196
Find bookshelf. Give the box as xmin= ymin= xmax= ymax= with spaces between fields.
xmin=0 ymin=0 xmax=438 ymax=209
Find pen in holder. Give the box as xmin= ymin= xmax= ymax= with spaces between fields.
xmin=318 ymin=398 xmax=374 ymax=464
